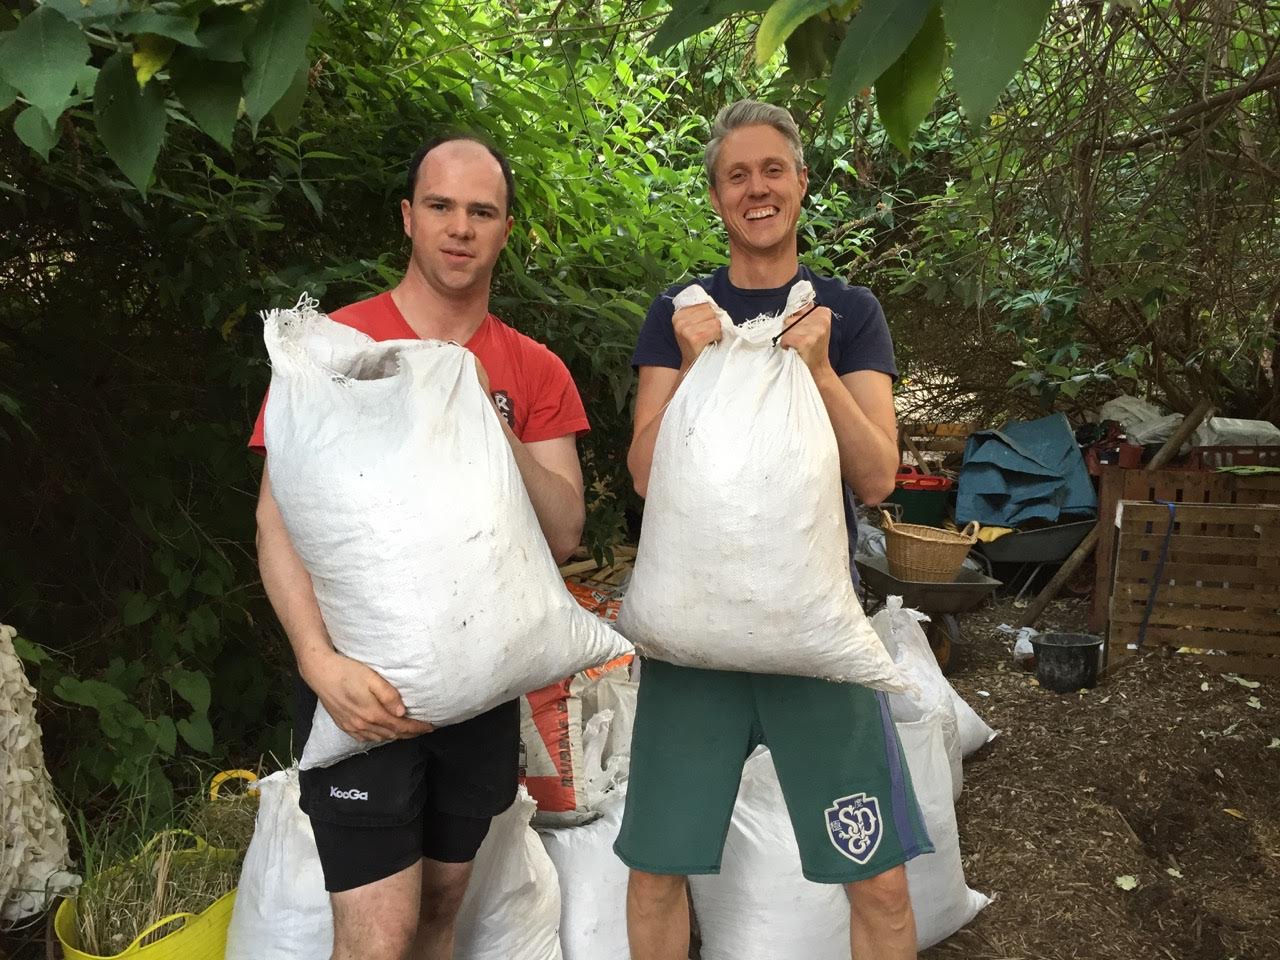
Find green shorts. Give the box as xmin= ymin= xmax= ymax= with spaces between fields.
xmin=614 ymin=658 xmax=934 ymax=884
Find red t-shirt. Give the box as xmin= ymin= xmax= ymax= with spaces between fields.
xmin=249 ymin=292 xmax=589 ymax=452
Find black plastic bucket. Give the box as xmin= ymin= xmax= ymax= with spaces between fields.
xmin=1032 ymin=633 xmax=1103 ymax=692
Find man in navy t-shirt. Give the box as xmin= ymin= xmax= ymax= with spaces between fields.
xmin=615 ymin=101 xmax=922 ymax=960
xmin=630 ymin=267 xmax=897 ymax=573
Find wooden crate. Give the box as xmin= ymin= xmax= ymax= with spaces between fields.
xmin=1089 ymin=467 xmax=1280 ymax=631
xmin=1106 ymin=501 xmax=1280 ymax=676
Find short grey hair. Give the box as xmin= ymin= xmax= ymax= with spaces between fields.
xmin=704 ymin=100 xmax=805 ymax=185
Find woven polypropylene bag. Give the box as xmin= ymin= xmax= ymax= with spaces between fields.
xmin=618 ymin=283 xmax=906 ymax=691
xmin=0 ymin=624 xmax=78 ymax=921
xmin=262 ymin=298 xmax=631 ymax=769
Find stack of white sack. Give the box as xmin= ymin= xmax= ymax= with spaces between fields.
xmin=226 ymin=771 xmax=562 ymax=960
xmin=689 ymin=709 xmax=989 ymax=958
xmin=537 ymin=706 xmax=632 ymax=960
xmin=871 ymin=597 xmax=996 ymax=800
xmin=618 ymin=283 xmax=907 ymax=693
xmin=261 ymin=297 xmax=631 ymax=770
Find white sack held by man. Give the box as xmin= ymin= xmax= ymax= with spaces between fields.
xmin=263 ymin=298 xmax=632 ymax=770
xmin=618 ymin=282 xmax=906 ymax=691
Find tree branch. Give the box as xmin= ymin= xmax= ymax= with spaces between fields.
xmin=1087 ymin=61 xmax=1280 ymax=153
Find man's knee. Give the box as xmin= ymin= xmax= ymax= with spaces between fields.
xmin=846 ymin=865 xmax=913 ymax=930
xmin=419 ymin=859 xmax=473 ymax=926
xmin=628 ymin=869 xmax=687 ymax=914
xmin=333 ymin=903 xmax=418 ymax=960
xmin=331 ymin=867 xmax=421 ymax=960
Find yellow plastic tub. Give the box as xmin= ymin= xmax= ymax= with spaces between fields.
xmin=55 ymin=771 xmax=258 ymax=960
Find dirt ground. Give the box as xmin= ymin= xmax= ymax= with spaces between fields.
xmin=922 ymin=597 xmax=1280 ymax=960
xmin=5 ymin=596 xmax=1277 ymax=960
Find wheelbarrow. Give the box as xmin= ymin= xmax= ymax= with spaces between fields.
xmin=855 ymin=554 xmax=1002 ymax=675
xmin=976 ymin=518 xmax=1094 ymax=603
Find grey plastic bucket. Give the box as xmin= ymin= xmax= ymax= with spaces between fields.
xmin=1032 ymin=633 xmax=1103 ymax=692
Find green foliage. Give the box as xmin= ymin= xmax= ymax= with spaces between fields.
xmin=652 ymin=0 xmax=1054 ymax=149
xmin=873 ymin=5 xmax=945 ymax=155
xmin=0 ymin=0 xmax=320 ymax=192
xmin=942 ymin=0 xmax=1053 ymax=124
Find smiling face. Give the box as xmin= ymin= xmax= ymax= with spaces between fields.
xmin=709 ymin=123 xmax=808 ymax=264
xmin=400 ymin=139 xmax=514 ymax=298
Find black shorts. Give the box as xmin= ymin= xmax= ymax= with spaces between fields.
xmin=294 ymin=674 xmax=519 ymax=893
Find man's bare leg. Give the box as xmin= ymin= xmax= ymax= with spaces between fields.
xmin=627 ymin=869 xmax=690 ymax=960
xmin=412 ymin=858 xmax=474 ymax=960
xmin=846 ymin=865 xmax=917 ymax=959
xmin=330 ymin=859 xmax=422 ymax=960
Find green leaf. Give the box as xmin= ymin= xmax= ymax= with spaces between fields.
xmin=118 ymin=13 xmax=204 ymax=47
xmin=650 ymin=0 xmax=771 ymax=54
xmin=14 ymin=106 xmax=60 ymax=161
xmin=243 ymin=0 xmax=313 ymax=126
xmin=268 ymin=59 xmax=309 ymax=132
xmin=54 ymin=677 xmax=127 ymax=710
xmin=122 ymin=590 xmax=158 ymax=626
xmin=826 ymin=0 xmax=936 ymax=122
xmin=169 ymin=568 xmax=192 ymax=598
xmin=942 ymin=0 xmax=1052 ymax=122
xmin=146 ymin=716 xmax=178 ymax=756
xmin=0 ymin=76 xmax=16 ymax=111
xmin=299 ymin=179 xmax=323 ymax=218
xmin=756 ymin=0 xmax=833 ymax=65
xmin=40 ymin=0 xmax=129 ymax=24
xmin=94 ymin=52 xmax=166 ymax=195
xmin=874 ymin=6 xmax=945 ymax=155
xmin=187 ymin=605 xmax=220 ymax=644
xmin=170 ymin=50 xmax=242 ymax=149
xmin=167 ymin=668 xmax=211 ymax=714
xmin=177 ymin=714 xmax=214 ymax=754
xmin=132 ymin=34 xmax=177 ymax=86
xmin=12 ymin=633 xmax=51 ymax=665
xmin=196 ymin=10 xmax=254 ymax=63
xmin=0 ymin=5 xmax=91 ymax=127
xmin=194 ymin=568 xmax=224 ymax=596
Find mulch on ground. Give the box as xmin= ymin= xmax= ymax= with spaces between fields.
xmin=924 ymin=598 xmax=1280 ymax=960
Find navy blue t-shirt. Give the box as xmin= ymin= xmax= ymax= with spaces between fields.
xmin=631 ymin=264 xmax=898 ymax=584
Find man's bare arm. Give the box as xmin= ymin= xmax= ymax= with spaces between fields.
xmin=256 ymin=467 xmax=432 ymax=741
xmin=501 ymin=428 xmax=585 ymax=563
xmin=815 ymin=369 xmax=898 ymax=504
xmin=778 ymin=307 xmax=898 ymax=504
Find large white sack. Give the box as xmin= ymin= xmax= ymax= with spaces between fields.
xmin=691 ymin=713 xmax=988 ymax=958
xmin=897 ymin=713 xmax=991 ymax=950
xmin=872 ymin=599 xmax=964 ymax=800
xmin=456 ymin=788 xmax=563 ymax=960
xmin=872 ymin=598 xmax=996 ymax=774
xmin=225 ymin=768 xmax=332 ymax=960
xmin=538 ymin=788 xmax=630 ymax=960
xmin=618 ymin=284 xmax=906 ymax=691
xmin=690 ymin=749 xmax=848 ymax=960
xmin=262 ymin=299 xmax=631 ymax=769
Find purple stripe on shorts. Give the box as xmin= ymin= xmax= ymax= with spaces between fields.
xmin=875 ymin=691 xmax=931 ymax=854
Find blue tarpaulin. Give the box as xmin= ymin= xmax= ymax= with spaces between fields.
xmin=956 ymin=413 xmax=1097 ymax=527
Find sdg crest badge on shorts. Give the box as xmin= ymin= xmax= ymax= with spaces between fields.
xmin=825 ymin=792 xmax=884 ymax=864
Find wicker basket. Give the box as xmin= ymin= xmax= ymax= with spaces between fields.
xmin=881 ymin=510 xmax=980 ymax=583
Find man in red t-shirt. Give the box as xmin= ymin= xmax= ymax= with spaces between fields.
xmin=252 ymin=135 xmax=588 ymax=960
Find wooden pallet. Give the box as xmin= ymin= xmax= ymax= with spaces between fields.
xmin=1106 ymin=501 xmax=1280 ymax=676
xmin=1089 ymin=467 xmax=1280 ymax=631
